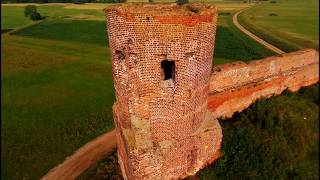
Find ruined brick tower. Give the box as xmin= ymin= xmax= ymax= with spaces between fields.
xmin=104 ymin=3 xmax=222 ymax=179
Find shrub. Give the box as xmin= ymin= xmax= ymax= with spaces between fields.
xmin=270 ymin=0 xmax=277 ymax=3
xmin=269 ymin=13 xmax=278 ymax=16
xmin=176 ymin=0 xmax=188 ymax=5
xmin=24 ymin=5 xmax=42 ymax=21
xmin=30 ymin=12 xmax=42 ymax=20
xmin=24 ymin=5 xmax=37 ymax=17
xmin=186 ymin=5 xmax=199 ymax=13
xmin=218 ymin=12 xmax=231 ymax=16
xmin=73 ymin=1 xmax=85 ymax=4
xmin=1 ymin=29 xmax=13 ymax=34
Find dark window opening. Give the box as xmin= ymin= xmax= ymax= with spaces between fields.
xmin=161 ymin=60 xmax=175 ymax=80
xmin=115 ymin=50 xmax=125 ymax=61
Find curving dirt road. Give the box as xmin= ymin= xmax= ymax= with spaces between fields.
xmin=233 ymin=7 xmax=286 ymax=55
xmin=41 ymin=129 xmax=117 ymax=180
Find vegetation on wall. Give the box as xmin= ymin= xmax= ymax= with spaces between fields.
xmin=176 ymin=0 xmax=188 ymax=5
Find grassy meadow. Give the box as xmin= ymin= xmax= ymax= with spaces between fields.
xmin=238 ymin=0 xmax=319 ymax=52
xmin=1 ymin=1 xmax=318 ymax=180
xmin=1 ymin=35 xmax=116 ymax=179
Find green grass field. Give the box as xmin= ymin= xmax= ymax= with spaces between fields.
xmin=1 ymin=1 xmax=318 ymax=180
xmin=1 ymin=4 xmax=105 ymax=30
xmin=1 ymin=6 xmax=32 ymax=30
xmin=214 ymin=12 xmax=274 ymax=64
xmin=1 ymin=35 xmax=116 ymax=180
xmin=238 ymin=0 xmax=319 ymax=52
xmin=13 ymin=20 xmax=108 ymax=46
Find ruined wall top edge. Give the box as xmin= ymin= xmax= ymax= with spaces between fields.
xmin=103 ymin=3 xmax=217 ymax=26
xmin=212 ymin=49 xmax=319 ymax=72
xmin=210 ymin=49 xmax=319 ymax=92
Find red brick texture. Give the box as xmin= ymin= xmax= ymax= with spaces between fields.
xmin=105 ymin=3 xmax=221 ymax=180
xmin=208 ymin=49 xmax=319 ymax=119
xmin=104 ymin=3 xmax=319 ymax=179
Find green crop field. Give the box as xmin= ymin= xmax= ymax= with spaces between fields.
xmin=213 ymin=12 xmax=274 ymax=64
xmin=1 ymin=6 xmax=32 ymax=30
xmin=1 ymin=35 xmax=116 ymax=179
xmin=238 ymin=0 xmax=319 ymax=52
xmin=13 ymin=20 xmax=108 ymax=46
xmin=1 ymin=1 xmax=318 ymax=180
xmin=1 ymin=4 xmax=105 ymax=30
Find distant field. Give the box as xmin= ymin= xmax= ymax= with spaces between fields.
xmin=1 ymin=4 xmax=104 ymax=29
xmin=238 ymin=0 xmax=319 ymax=52
xmin=1 ymin=35 xmax=116 ymax=179
xmin=1 ymin=6 xmax=32 ymax=29
xmin=13 ymin=20 xmax=108 ymax=46
xmin=214 ymin=12 xmax=274 ymax=64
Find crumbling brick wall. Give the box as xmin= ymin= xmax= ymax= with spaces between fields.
xmin=208 ymin=49 xmax=319 ymax=119
xmin=105 ymin=3 xmax=222 ymax=180
xmin=104 ymin=3 xmax=319 ymax=179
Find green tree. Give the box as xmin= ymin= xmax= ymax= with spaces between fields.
xmin=24 ymin=5 xmax=42 ymax=21
xmin=30 ymin=12 xmax=42 ymax=20
xmin=24 ymin=5 xmax=37 ymax=17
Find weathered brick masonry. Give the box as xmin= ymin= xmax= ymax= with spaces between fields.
xmin=208 ymin=49 xmax=319 ymax=119
xmin=104 ymin=3 xmax=221 ymax=180
xmin=104 ymin=3 xmax=319 ymax=180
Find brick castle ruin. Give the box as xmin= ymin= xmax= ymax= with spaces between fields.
xmin=104 ymin=3 xmax=319 ymax=179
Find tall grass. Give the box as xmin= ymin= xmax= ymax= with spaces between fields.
xmin=199 ymin=84 xmax=319 ymax=179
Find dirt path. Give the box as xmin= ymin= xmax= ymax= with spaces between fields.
xmin=41 ymin=129 xmax=117 ymax=180
xmin=233 ymin=7 xmax=286 ymax=55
